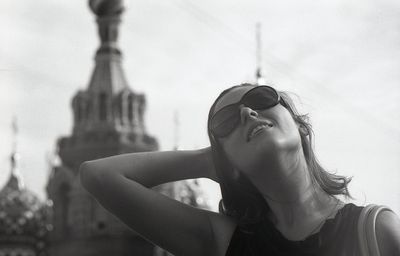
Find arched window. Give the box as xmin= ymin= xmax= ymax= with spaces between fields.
xmin=128 ymin=94 xmax=134 ymax=123
xmin=119 ymin=98 xmax=124 ymax=124
xmin=99 ymin=93 xmax=107 ymax=121
xmin=86 ymin=100 xmax=92 ymax=120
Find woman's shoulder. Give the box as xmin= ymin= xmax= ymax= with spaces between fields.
xmin=375 ymin=206 xmax=400 ymax=255
xmin=351 ymin=203 xmax=400 ymax=255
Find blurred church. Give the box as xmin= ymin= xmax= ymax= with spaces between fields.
xmin=0 ymin=0 xmax=209 ymax=255
xmin=0 ymin=120 xmax=52 ymax=256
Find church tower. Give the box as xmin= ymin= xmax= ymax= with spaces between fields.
xmin=46 ymin=0 xmax=157 ymax=255
xmin=46 ymin=1 xmax=210 ymax=255
xmin=61 ymin=0 xmax=157 ymax=169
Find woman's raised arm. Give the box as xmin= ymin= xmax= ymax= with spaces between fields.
xmin=79 ymin=148 xmax=235 ymax=256
xmin=80 ymin=147 xmax=218 ymax=187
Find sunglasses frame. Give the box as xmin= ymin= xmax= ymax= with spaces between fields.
xmin=210 ymin=85 xmax=281 ymax=138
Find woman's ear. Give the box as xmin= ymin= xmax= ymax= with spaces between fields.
xmin=298 ymin=123 xmax=309 ymax=136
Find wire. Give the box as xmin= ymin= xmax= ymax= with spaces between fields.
xmin=168 ymin=0 xmax=400 ymax=140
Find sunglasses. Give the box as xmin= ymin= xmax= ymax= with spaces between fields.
xmin=210 ymin=86 xmax=280 ymax=138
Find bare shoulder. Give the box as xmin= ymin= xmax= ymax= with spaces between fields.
xmin=376 ymin=209 xmax=400 ymax=256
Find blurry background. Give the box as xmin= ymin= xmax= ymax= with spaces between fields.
xmin=0 ymin=0 xmax=399 ymax=213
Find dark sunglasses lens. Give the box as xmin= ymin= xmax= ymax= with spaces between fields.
xmin=211 ymin=106 xmax=239 ymax=137
xmin=211 ymin=86 xmax=279 ymax=138
xmin=213 ymin=117 xmax=239 ymax=137
xmin=242 ymin=86 xmax=279 ymax=110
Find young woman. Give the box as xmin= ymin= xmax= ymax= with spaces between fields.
xmin=80 ymin=83 xmax=400 ymax=255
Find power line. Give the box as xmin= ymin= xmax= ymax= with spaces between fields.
xmin=167 ymin=0 xmax=400 ymax=140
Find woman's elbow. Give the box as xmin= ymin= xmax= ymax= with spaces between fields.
xmin=79 ymin=161 xmax=107 ymax=193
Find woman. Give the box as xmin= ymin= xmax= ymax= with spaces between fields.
xmin=80 ymin=83 xmax=400 ymax=255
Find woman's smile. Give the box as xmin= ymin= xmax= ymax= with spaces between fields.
xmin=247 ymin=121 xmax=274 ymax=142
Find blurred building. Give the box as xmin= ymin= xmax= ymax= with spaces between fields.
xmin=45 ymin=0 xmax=208 ymax=256
xmin=0 ymin=121 xmax=52 ymax=256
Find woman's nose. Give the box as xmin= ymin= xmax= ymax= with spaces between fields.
xmin=239 ymin=105 xmax=258 ymax=124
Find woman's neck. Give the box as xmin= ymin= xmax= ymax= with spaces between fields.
xmin=249 ymin=150 xmax=341 ymax=240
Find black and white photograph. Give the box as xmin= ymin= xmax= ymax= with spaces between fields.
xmin=1 ymin=0 xmax=399 ymax=255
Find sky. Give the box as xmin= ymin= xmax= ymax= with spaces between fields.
xmin=0 ymin=0 xmax=399 ymax=213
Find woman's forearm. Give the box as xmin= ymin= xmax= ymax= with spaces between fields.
xmin=78 ymin=148 xmax=228 ymax=256
xmin=79 ymin=147 xmax=217 ymax=190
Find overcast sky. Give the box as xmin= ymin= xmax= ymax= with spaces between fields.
xmin=0 ymin=0 xmax=399 ymax=213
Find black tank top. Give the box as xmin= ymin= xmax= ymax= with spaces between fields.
xmin=225 ymin=203 xmax=363 ymax=256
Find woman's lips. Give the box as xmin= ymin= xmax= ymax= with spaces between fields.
xmin=247 ymin=122 xmax=273 ymax=142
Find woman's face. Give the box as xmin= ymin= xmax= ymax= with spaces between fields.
xmin=212 ymin=86 xmax=302 ymax=177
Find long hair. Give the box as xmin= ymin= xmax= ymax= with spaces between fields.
xmin=207 ymin=83 xmax=352 ymax=231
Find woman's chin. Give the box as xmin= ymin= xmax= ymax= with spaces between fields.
xmin=251 ymin=133 xmax=300 ymax=153
xmin=240 ymin=141 xmax=303 ymax=178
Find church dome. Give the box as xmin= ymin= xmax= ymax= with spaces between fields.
xmin=0 ymin=125 xmax=52 ymax=255
xmin=89 ymin=0 xmax=124 ymax=16
xmin=0 ymin=176 xmax=50 ymax=238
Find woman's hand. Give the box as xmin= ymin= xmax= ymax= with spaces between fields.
xmin=198 ymin=146 xmax=218 ymax=183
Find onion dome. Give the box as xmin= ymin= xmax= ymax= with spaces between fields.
xmin=0 ymin=174 xmax=50 ymax=238
xmin=0 ymin=119 xmax=52 ymax=256
xmin=89 ymin=0 xmax=124 ymax=16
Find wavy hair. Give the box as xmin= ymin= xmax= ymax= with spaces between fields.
xmin=207 ymin=83 xmax=352 ymax=231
